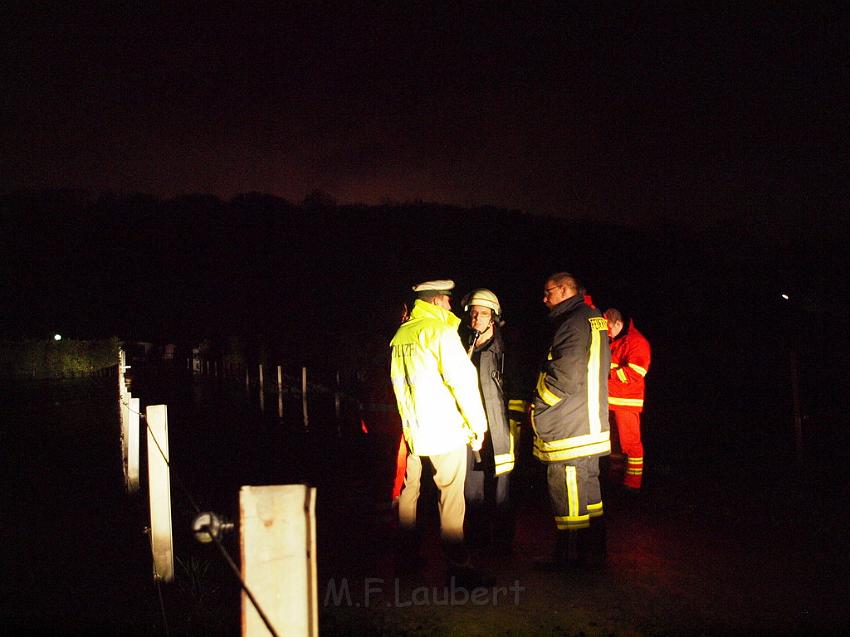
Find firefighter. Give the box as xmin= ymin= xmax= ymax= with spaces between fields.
xmin=532 ymin=272 xmax=610 ymax=569
xmin=390 ymin=279 xmax=488 ymax=583
xmin=605 ymin=308 xmax=651 ymax=492
xmin=460 ymin=288 xmax=526 ymax=553
xmin=357 ymin=335 xmax=407 ymax=509
xmin=358 ymin=300 xmax=414 ymax=510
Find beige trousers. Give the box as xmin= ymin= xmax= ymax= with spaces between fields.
xmin=398 ymin=446 xmax=467 ymax=542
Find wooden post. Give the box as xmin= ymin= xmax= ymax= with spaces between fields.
xmin=277 ymin=365 xmax=283 ymax=392
xmin=259 ymin=364 xmax=264 ymax=392
xmin=334 ymin=370 xmax=341 ymax=421
xmin=128 ymin=396 xmax=140 ymax=493
xmin=120 ymin=393 xmax=129 ymax=490
xmin=245 ymin=366 xmax=250 ymax=388
xmin=240 ymin=485 xmax=318 ymax=637
xmin=146 ymin=404 xmax=174 ymax=582
xmin=790 ymin=349 xmax=804 ymax=463
xmin=118 ymin=349 xmax=128 ymax=398
xmin=301 ymin=366 xmax=309 ymax=429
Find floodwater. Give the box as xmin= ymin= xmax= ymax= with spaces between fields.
xmin=1 ymin=370 xmax=848 ymax=636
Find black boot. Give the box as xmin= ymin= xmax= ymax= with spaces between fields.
xmin=395 ymin=528 xmax=425 ymax=575
xmin=533 ymin=530 xmax=570 ymax=571
xmin=444 ymin=540 xmax=495 ymax=588
xmin=578 ymin=518 xmax=607 ymax=569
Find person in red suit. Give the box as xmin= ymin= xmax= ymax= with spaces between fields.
xmin=605 ymin=308 xmax=651 ymax=492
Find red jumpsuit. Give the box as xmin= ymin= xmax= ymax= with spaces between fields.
xmin=359 ymin=364 xmax=407 ymax=502
xmin=608 ymin=319 xmax=651 ymax=490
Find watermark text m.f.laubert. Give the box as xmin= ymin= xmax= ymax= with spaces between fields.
xmin=323 ymin=577 xmax=525 ymax=608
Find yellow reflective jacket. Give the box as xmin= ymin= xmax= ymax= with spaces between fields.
xmin=390 ymin=299 xmax=487 ymax=456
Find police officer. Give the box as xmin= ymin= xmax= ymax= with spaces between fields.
xmin=390 ymin=280 xmax=488 ymax=583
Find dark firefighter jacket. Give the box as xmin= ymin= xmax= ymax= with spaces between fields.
xmin=531 ymin=294 xmax=611 ymax=462
xmin=469 ymin=330 xmax=523 ymax=476
xmin=609 ymin=319 xmax=651 ymax=413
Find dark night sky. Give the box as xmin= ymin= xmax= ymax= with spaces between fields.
xmin=2 ymin=3 xmax=847 ymax=236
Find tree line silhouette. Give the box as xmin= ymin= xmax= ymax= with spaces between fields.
xmin=1 ymin=188 xmax=845 ymax=449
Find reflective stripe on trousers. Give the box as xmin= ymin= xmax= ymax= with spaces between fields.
xmin=546 ymin=456 xmax=603 ymax=531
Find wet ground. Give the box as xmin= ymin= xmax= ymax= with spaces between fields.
xmin=1 ymin=373 xmax=848 ymax=635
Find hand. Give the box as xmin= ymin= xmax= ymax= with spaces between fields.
xmin=470 ymin=432 xmax=484 ymax=452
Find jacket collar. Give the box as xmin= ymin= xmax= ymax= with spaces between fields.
xmin=548 ymin=294 xmax=584 ymax=321
xmin=411 ymin=298 xmax=461 ymax=329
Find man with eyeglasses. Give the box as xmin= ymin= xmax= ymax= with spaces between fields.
xmin=532 ymin=272 xmax=611 ymax=569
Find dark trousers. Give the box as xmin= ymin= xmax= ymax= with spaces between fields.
xmin=545 ymin=456 xmax=603 ymax=531
xmin=465 ymin=446 xmax=514 ymax=548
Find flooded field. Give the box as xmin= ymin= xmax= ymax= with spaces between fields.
xmin=2 ymin=371 xmax=848 ymax=636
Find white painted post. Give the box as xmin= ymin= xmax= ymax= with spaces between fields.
xmin=259 ymin=364 xmax=264 ymax=392
xmin=301 ymin=366 xmax=309 ymax=428
xmin=121 ymin=391 xmax=129 ymax=489
xmin=240 ymin=485 xmax=318 ymax=637
xmin=146 ymin=404 xmax=174 ymax=582
xmin=118 ymin=349 xmax=128 ymax=398
xmin=278 ymin=365 xmax=283 ymax=415
xmin=128 ymin=396 xmax=140 ymax=493
xmin=334 ymin=370 xmax=341 ymax=420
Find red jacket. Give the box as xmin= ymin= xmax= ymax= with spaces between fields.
xmin=608 ymin=319 xmax=651 ymax=413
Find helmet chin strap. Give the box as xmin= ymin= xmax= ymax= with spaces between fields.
xmin=466 ymin=329 xmax=481 ymax=357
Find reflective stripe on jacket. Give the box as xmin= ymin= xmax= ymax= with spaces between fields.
xmin=390 ymin=299 xmax=487 ymax=456
xmin=608 ymin=319 xmax=651 ymax=413
xmin=531 ymin=295 xmax=611 ymax=462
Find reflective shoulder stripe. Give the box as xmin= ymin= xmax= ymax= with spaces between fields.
xmin=628 ymin=363 xmax=648 ymax=377
xmin=536 ymin=373 xmax=562 ymax=407
xmin=609 ymin=397 xmax=644 ymax=407
xmin=586 ymin=318 xmax=606 ymax=436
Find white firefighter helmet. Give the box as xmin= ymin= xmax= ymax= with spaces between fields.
xmin=462 ymin=288 xmax=501 ymax=318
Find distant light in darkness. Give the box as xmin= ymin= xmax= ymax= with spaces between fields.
xmin=781 ymin=294 xmax=790 ymax=300
xmin=54 ymin=333 xmax=62 ymax=341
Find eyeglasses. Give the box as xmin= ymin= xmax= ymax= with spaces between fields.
xmin=543 ymin=285 xmax=561 ymax=297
